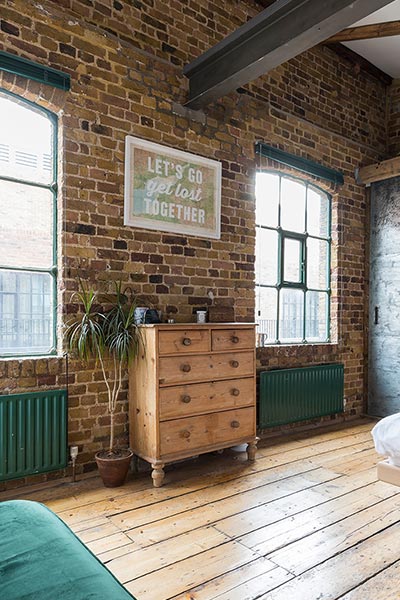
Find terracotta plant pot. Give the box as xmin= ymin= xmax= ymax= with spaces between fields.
xmin=95 ymin=449 xmax=133 ymax=487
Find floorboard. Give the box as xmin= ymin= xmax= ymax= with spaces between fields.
xmin=2 ymin=417 xmax=399 ymax=600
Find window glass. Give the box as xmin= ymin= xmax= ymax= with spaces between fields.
xmin=307 ymin=238 xmax=329 ymax=290
xmin=279 ymin=288 xmax=304 ymax=343
xmin=255 ymin=228 xmax=278 ymax=286
xmin=283 ymin=237 xmax=303 ymax=284
xmin=0 ymin=180 xmax=53 ymax=269
xmin=255 ymin=172 xmax=279 ymax=227
xmin=306 ymin=291 xmax=329 ymax=342
xmin=280 ymin=177 xmax=306 ymax=233
xmin=0 ymin=95 xmax=53 ymax=184
xmin=0 ymin=91 xmax=56 ymax=356
xmin=0 ymin=271 xmax=53 ymax=355
xmin=256 ymin=287 xmax=277 ymax=345
xmin=307 ymin=186 xmax=329 ymax=237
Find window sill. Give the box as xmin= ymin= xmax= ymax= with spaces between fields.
xmin=0 ymin=353 xmax=63 ymax=361
xmin=257 ymin=341 xmax=338 ymax=349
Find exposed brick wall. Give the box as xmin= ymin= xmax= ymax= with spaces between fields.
xmin=0 ymin=0 xmax=388 ymax=487
xmin=388 ymin=79 xmax=400 ymax=157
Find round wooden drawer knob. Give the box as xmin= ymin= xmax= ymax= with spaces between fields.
xmin=231 ymin=388 xmax=240 ymax=396
xmin=230 ymin=360 xmax=239 ymax=368
xmin=231 ymin=420 xmax=240 ymax=428
xmin=181 ymin=395 xmax=191 ymax=403
xmin=182 ymin=337 xmax=192 ymax=346
xmin=231 ymin=336 xmax=239 ymax=344
xmin=181 ymin=430 xmax=191 ymax=438
xmin=181 ymin=364 xmax=192 ymax=372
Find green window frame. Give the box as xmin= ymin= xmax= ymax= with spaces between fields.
xmin=0 ymin=89 xmax=57 ymax=357
xmin=255 ymin=171 xmax=331 ymax=345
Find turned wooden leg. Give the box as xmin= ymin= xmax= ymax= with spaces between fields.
xmin=151 ymin=462 xmax=165 ymax=487
xmin=247 ymin=438 xmax=259 ymax=462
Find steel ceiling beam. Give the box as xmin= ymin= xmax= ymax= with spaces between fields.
xmin=183 ymin=0 xmax=395 ymax=109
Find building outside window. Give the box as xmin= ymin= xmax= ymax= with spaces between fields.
xmin=0 ymin=91 xmax=57 ymax=356
xmin=255 ymin=172 xmax=331 ymax=346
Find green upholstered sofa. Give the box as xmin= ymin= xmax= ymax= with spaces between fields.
xmin=0 ymin=500 xmax=136 ymax=599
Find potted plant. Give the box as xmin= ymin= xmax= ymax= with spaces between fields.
xmin=66 ymin=279 xmax=142 ymax=487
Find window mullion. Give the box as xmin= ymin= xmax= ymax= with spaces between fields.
xmin=276 ymin=176 xmax=281 ymax=343
xmin=0 ymin=265 xmax=55 ymax=274
xmin=276 ymin=287 xmax=280 ymax=343
xmin=301 ymin=235 xmax=306 ymax=287
xmin=0 ymin=173 xmax=54 ymax=192
xmin=16 ymin=272 xmax=21 ymax=350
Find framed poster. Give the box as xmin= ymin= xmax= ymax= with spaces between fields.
xmin=124 ymin=136 xmax=221 ymax=239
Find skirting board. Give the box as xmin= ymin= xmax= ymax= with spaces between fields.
xmin=377 ymin=460 xmax=400 ymax=487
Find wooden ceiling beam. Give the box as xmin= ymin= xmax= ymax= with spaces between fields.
xmin=356 ymin=156 xmax=400 ymax=185
xmin=327 ymin=19 xmax=400 ymax=43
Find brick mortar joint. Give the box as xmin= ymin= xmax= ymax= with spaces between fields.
xmin=238 ymin=92 xmax=385 ymax=158
xmin=28 ymin=0 xmax=182 ymax=73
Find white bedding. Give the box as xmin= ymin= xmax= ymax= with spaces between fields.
xmin=371 ymin=413 xmax=400 ymax=466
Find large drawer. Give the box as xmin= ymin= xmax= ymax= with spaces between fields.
xmin=159 ymin=377 xmax=254 ymax=420
xmin=160 ymin=407 xmax=255 ymax=457
xmin=159 ymin=351 xmax=254 ymax=385
xmin=211 ymin=328 xmax=255 ymax=351
xmin=158 ymin=328 xmax=210 ymax=355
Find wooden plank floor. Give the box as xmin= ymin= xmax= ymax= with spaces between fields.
xmin=3 ymin=418 xmax=400 ymax=600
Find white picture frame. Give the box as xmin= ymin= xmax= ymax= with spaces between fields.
xmin=124 ymin=136 xmax=221 ymax=239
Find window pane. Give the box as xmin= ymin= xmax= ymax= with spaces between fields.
xmin=307 ymin=186 xmax=329 ymax=237
xmin=307 ymin=238 xmax=329 ymax=290
xmin=306 ymin=291 xmax=329 ymax=342
xmin=279 ymin=288 xmax=304 ymax=343
xmin=0 ymin=93 xmax=53 ymax=185
xmin=283 ymin=237 xmax=302 ymax=283
xmin=280 ymin=177 xmax=305 ymax=233
xmin=255 ymin=172 xmax=279 ymax=227
xmin=0 ymin=270 xmax=53 ymax=354
xmin=256 ymin=286 xmax=277 ymax=345
xmin=255 ymin=227 xmax=278 ymax=285
xmin=0 ymin=180 xmax=53 ymax=268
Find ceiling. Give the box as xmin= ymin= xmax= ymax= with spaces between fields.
xmin=340 ymin=0 xmax=400 ymax=78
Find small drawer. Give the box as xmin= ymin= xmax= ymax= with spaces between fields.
xmin=159 ymin=351 xmax=254 ymax=385
xmin=212 ymin=328 xmax=255 ymax=351
xmin=159 ymin=329 xmax=210 ymax=355
xmin=159 ymin=377 xmax=255 ymax=420
xmin=160 ymin=407 xmax=255 ymax=457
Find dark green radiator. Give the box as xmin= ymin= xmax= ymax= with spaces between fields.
xmin=259 ymin=364 xmax=344 ymax=428
xmin=0 ymin=390 xmax=68 ymax=481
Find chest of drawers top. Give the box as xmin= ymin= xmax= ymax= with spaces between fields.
xmin=140 ymin=323 xmax=255 ymax=354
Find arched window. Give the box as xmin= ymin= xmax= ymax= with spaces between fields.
xmin=255 ymin=172 xmax=331 ymax=345
xmin=0 ymin=91 xmax=57 ymax=356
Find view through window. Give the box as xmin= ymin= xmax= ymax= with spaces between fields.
xmin=255 ymin=172 xmax=331 ymax=346
xmin=0 ymin=91 xmax=57 ymax=356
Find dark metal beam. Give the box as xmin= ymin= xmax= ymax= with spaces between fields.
xmin=183 ymin=0 xmax=395 ymax=109
xmin=253 ymin=0 xmax=276 ymax=8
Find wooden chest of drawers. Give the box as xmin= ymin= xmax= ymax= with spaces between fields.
xmin=129 ymin=323 xmax=257 ymax=487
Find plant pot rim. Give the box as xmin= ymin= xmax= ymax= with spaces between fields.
xmin=95 ymin=448 xmax=133 ymax=462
